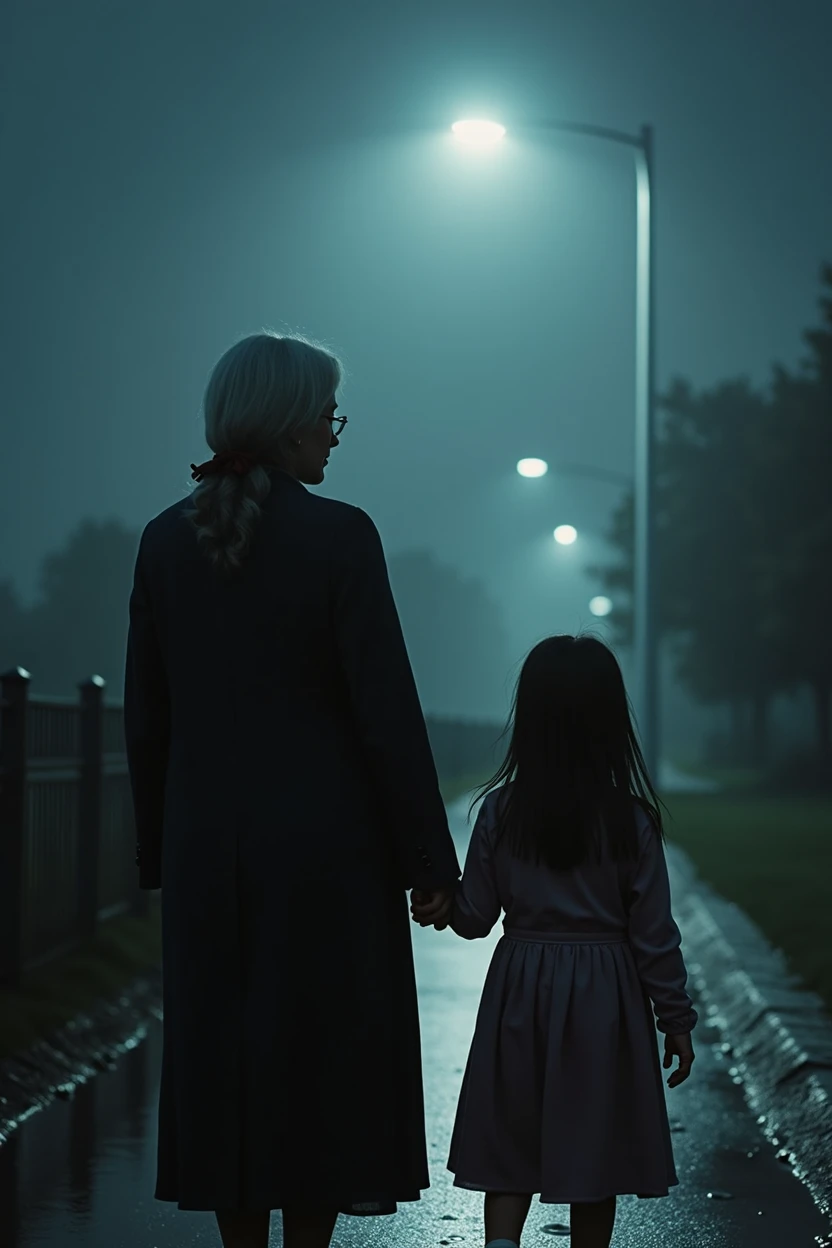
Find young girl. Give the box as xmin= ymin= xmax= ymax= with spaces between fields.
xmin=412 ymin=635 xmax=697 ymax=1248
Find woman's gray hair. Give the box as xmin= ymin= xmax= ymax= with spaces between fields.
xmin=186 ymin=332 xmax=342 ymax=575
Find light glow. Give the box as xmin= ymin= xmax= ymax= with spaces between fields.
xmin=451 ymin=118 xmax=507 ymax=146
xmin=554 ymin=525 xmax=578 ymax=546
xmin=589 ymin=595 xmax=613 ymax=617
xmin=517 ymin=457 xmax=548 ymax=478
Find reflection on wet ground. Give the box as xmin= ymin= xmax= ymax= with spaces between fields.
xmin=0 ymin=1020 xmax=160 ymax=1247
xmin=1 ymin=822 xmax=830 ymax=1247
xmin=3 ymin=979 xmax=831 ymax=1247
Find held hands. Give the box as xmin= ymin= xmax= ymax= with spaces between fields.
xmin=410 ymin=887 xmax=455 ymax=931
xmin=663 ymin=1031 xmax=695 ymax=1087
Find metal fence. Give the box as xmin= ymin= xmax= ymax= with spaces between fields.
xmin=0 ymin=667 xmax=150 ymax=988
xmin=0 ymin=663 xmax=503 ymax=987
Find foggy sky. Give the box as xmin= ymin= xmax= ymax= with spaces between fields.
xmin=1 ymin=0 xmax=830 ymax=718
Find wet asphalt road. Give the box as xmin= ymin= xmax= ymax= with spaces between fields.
xmin=1 ymin=803 xmax=830 ymax=1247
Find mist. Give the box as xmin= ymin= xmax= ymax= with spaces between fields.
xmin=2 ymin=0 xmax=830 ymax=762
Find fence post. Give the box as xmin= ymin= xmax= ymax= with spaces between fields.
xmin=78 ymin=676 xmax=105 ymax=940
xmin=0 ymin=667 xmax=31 ymax=987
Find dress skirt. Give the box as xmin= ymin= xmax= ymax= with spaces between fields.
xmin=448 ymin=930 xmax=679 ymax=1203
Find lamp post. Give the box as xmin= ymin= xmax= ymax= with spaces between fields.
xmin=454 ymin=117 xmax=658 ymax=779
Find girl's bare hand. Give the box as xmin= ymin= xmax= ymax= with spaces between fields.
xmin=663 ymin=1031 xmax=695 ymax=1087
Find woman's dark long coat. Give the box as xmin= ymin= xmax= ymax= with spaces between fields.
xmin=124 ymin=469 xmax=461 ymax=1214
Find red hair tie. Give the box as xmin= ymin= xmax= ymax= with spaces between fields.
xmin=190 ymin=450 xmax=268 ymax=482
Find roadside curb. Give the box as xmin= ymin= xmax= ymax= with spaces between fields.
xmin=0 ymin=970 xmax=162 ymax=1146
xmin=667 ymin=842 xmax=832 ymax=1220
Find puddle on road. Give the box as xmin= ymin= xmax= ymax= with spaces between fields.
xmin=2 ymin=1001 xmax=831 ymax=1247
xmin=0 ymin=1018 xmax=164 ymax=1248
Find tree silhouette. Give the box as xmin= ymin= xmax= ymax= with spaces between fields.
xmin=6 ymin=520 xmax=512 ymax=733
xmin=387 ymin=549 xmax=511 ymax=722
xmin=0 ymin=579 xmax=31 ymax=675
xmin=762 ymin=266 xmax=832 ymax=762
xmin=589 ymin=264 xmax=832 ymax=769
xmin=25 ymin=519 xmax=140 ymax=696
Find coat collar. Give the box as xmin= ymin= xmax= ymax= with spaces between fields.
xmin=265 ymin=466 xmax=308 ymax=492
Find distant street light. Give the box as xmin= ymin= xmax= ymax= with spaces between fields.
xmin=452 ymin=119 xmax=507 ymax=146
xmin=589 ymin=595 xmax=613 ymax=617
xmin=554 ymin=525 xmax=578 ymax=546
xmin=451 ymin=114 xmax=658 ymax=778
xmin=517 ymin=457 xmax=549 ymax=478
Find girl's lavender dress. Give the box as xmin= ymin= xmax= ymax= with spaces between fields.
xmin=448 ymin=790 xmax=697 ymax=1203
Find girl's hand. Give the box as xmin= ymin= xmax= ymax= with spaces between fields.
xmin=410 ymin=888 xmax=454 ymax=930
xmin=663 ymin=1031 xmax=695 ymax=1087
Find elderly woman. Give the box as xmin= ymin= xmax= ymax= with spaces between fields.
xmin=124 ymin=332 xmax=460 ymax=1248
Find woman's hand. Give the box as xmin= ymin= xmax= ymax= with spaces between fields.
xmin=410 ymin=888 xmax=455 ymax=930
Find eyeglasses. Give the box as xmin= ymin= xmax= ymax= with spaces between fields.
xmin=324 ymin=414 xmax=348 ymax=437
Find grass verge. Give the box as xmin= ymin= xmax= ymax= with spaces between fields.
xmin=441 ymin=779 xmax=832 ymax=1013
xmin=0 ymin=908 xmax=162 ymax=1061
xmin=662 ymin=793 xmax=832 ymax=1014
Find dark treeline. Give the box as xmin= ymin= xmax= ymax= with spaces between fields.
xmin=591 ymin=264 xmax=832 ymax=783
xmin=0 ymin=522 xmax=509 ymax=727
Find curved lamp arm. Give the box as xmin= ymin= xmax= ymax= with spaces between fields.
xmin=525 ymin=118 xmax=647 ymax=152
xmin=555 ymin=462 xmax=633 ymax=488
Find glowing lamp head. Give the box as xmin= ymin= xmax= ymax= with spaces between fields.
xmin=451 ymin=118 xmax=506 ymax=147
xmin=589 ymin=595 xmax=613 ymax=617
xmin=554 ymin=525 xmax=578 ymax=546
xmin=517 ymin=458 xmax=548 ymax=478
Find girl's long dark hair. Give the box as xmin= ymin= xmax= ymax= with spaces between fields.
xmin=470 ymin=634 xmax=665 ymax=870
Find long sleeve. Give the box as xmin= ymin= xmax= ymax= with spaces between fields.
xmin=124 ymin=537 xmax=170 ymax=890
xmin=450 ymin=800 xmax=501 ymax=939
xmin=331 ymin=507 xmax=460 ymax=892
xmin=627 ymin=818 xmax=698 ymax=1035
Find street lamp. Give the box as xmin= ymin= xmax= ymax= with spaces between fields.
xmin=590 ymin=595 xmax=614 ymax=617
xmin=451 ymin=119 xmax=507 ymax=145
xmin=516 ymin=457 xmax=549 ymax=478
xmin=453 ymin=116 xmax=658 ymax=778
xmin=554 ymin=525 xmax=578 ymax=546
